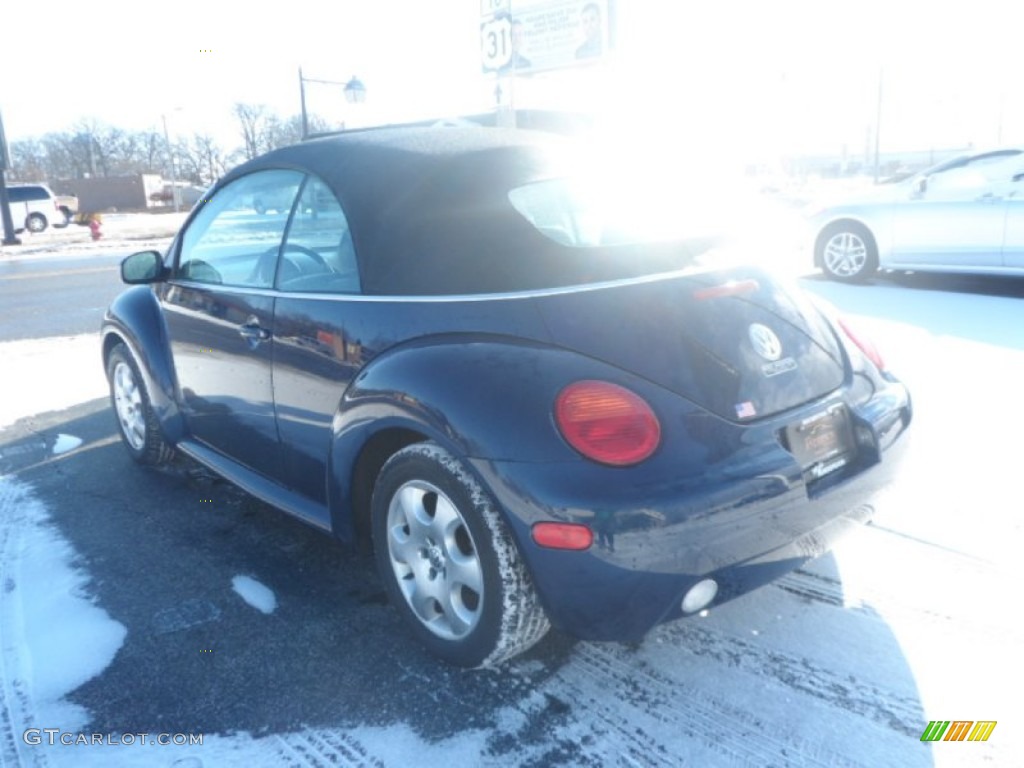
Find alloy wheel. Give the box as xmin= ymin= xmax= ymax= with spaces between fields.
xmin=385 ymin=480 xmax=485 ymax=641
xmin=823 ymin=231 xmax=868 ymax=278
xmin=113 ymin=361 xmax=146 ymax=451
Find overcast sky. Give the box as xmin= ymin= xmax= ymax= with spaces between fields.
xmin=1 ymin=0 xmax=1019 ymax=164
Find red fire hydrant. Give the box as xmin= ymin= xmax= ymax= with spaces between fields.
xmin=88 ymin=216 xmax=102 ymax=241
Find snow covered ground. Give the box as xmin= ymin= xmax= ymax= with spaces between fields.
xmin=0 ymin=219 xmax=1020 ymax=766
xmin=0 ymin=212 xmax=188 ymax=261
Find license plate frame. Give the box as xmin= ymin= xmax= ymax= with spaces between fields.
xmin=785 ymin=405 xmax=855 ymax=479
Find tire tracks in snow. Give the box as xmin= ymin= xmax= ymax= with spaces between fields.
xmin=775 ymin=520 xmax=1020 ymax=644
xmin=0 ymin=483 xmax=46 ymax=768
xmin=655 ymin=621 xmax=923 ymax=741
xmin=559 ymin=643 xmax=864 ymax=768
xmin=268 ymin=729 xmax=386 ymax=768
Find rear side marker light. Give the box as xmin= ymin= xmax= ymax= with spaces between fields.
xmin=532 ymin=522 xmax=593 ymax=550
xmin=837 ymin=317 xmax=885 ymax=371
xmin=555 ymin=381 xmax=661 ymax=466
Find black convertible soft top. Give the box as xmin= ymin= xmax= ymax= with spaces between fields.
xmin=222 ymin=126 xmax=693 ymax=295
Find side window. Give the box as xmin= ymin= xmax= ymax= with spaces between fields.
xmin=927 ymin=163 xmax=990 ymax=194
xmin=26 ymin=187 xmax=48 ymax=202
xmin=8 ymin=188 xmax=29 ymax=203
xmin=176 ymin=170 xmax=303 ymax=287
xmin=277 ymin=177 xmax=361 ymax=293
xmin=930 ymin=152 xmax=1024 ymax=193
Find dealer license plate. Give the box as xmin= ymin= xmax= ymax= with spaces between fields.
xmin=785 ymin=405 xmax=855 ymax=479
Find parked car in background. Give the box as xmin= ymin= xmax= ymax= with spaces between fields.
xmin=102 ymin=126 xmax=911 ymax=667
xmin=149 ymin=185 xmax=208 ymax=209
xmin=55 ymin=193 xmax=78 ymax=225
xmin=808 ymin=148 xmax=1024 ymax=281
xmin=3 ymin=183 xmax=67 ymax=232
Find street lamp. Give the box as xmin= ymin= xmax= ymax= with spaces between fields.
xmin=161 ymin=109 xmax=183 ymax=213
xmin=299 ymin=69 xmax=367 ymax=140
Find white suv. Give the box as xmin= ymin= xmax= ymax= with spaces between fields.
xmin=4 ymin=184 xmax=66 ymax=233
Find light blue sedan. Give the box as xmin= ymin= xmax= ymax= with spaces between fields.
xmin=808 ymin=148 xmax=1024 ymax=281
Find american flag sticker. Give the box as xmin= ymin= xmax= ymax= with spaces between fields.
xmin=735 ymin=401 xmax=757 ymax=419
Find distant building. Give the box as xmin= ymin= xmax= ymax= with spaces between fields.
xmin=50 ymin=174 xmax=181 ymax=212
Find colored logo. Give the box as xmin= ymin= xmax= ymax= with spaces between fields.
xmin=920 ymin=720 xmax=997 ymax=742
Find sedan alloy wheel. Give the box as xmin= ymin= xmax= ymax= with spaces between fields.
xmin=819 ymin=223 xmax=878 ymax=282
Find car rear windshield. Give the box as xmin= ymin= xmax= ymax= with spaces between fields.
xmin=357 ymin=144 xmax=741 ymax=296
xmin=508 ymin=177 xmax=730 ymax=250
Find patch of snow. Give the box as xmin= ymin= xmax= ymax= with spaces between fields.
xmin=0 ymin=478 xmax=126 ymax=740
xmin=0 ymin=335 xmax=108 ymax=430
xmin=0 ymin=212 xmax=188 ymax=260
xmin=50 ymin=434 xmax=83 ymax=455
xmin=231 ymin=575 xmax=277 ymax=615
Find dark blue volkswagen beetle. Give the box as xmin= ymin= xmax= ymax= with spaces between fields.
xmin=102 ymin=126 xmax=911 ymax=667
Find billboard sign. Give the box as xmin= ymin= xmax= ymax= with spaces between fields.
xmin=481 ymin=0 xmax=614 ymax=75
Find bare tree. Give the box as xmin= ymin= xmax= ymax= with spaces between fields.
xmin=234 ymin=103 xmax=271 ymax=160
xmin=9 ymin=103 xmax=326 ymax=185
xmin=8 ymin=139 xmax=46 ymax=181
xmin=233 ymin=104 xmax=327 ymax=159
xmin=40 ymin=133 xmax=79 ymax=179
xmin=192 ymin=133 xmax=230 ymax=184
xmin=139 ymin=131 xmax=165 ymax=173
xmin=269 ymin=114 xmax=332 ymax=148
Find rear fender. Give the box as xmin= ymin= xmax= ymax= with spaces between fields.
xmin=101 ymin=285 xmax=185 ymax=443
xmin=326 ymin=335 xmax=640 ymax=538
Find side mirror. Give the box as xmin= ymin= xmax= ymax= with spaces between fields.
xmin=1013 ymin=172 xmax=1024 ymax=183
xmin=121 ymin=250 xmax=167 ymax=284
xmin=912 ymin=177 xmax=928 ymax=196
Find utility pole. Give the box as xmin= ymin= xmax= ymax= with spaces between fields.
xmin=162 ymin=113 xmax=181 ymax=213
xmin=299 ymin=67 xmax=310 ymax=140
xmin=873 ymin=68 xmax=883 ymax=184
xmin=0 ymin=110 xmax=21 ymax=246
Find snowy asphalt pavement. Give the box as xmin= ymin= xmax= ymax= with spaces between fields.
xmin=0 ymin=225 xmax=1021 ymax=766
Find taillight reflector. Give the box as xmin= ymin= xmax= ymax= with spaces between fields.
xmin=532 ymin=522 xmax=593 ymax=550
xmin=555 ymin=380 xmax=660 ymax=466
xmin=838 ymin=317 xmax=885 ymax=371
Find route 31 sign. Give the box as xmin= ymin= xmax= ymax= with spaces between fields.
xmin=480 ymin=13 xmax=513 ymax=72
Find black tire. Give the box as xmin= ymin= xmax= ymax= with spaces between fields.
xmin=816 ymin=221 xmax=878 ymax=282
xmin=54 ymin=207 xmax=71 ymax=228
xmin=26 ymin=213 xmax=47 ymax=233
xmin=106 ymin=343 xmax=174 ymax=466
xmin=371 ymin=442 xmax=550 ymax=667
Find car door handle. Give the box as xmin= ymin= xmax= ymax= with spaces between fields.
xmin=238 ymin=322 xmax=271 ymax=341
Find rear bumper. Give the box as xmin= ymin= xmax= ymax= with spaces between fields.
xmin=472 ymin=376 xmax=912 ymax=642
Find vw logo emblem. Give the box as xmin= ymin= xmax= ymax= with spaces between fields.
xmin=748 ymin=323 xmax=782 ymax=361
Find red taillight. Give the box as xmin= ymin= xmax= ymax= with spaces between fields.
xmin=532 ymin=522 xmax=593 ymax=550
xmin=555 ymin=381 xmax=660 ymax=466
xmin=838 ymin=317 xmax=885 ymax=371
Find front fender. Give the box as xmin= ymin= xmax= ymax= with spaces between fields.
xmin=101 ymin=285 xmax=185 ymax=443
